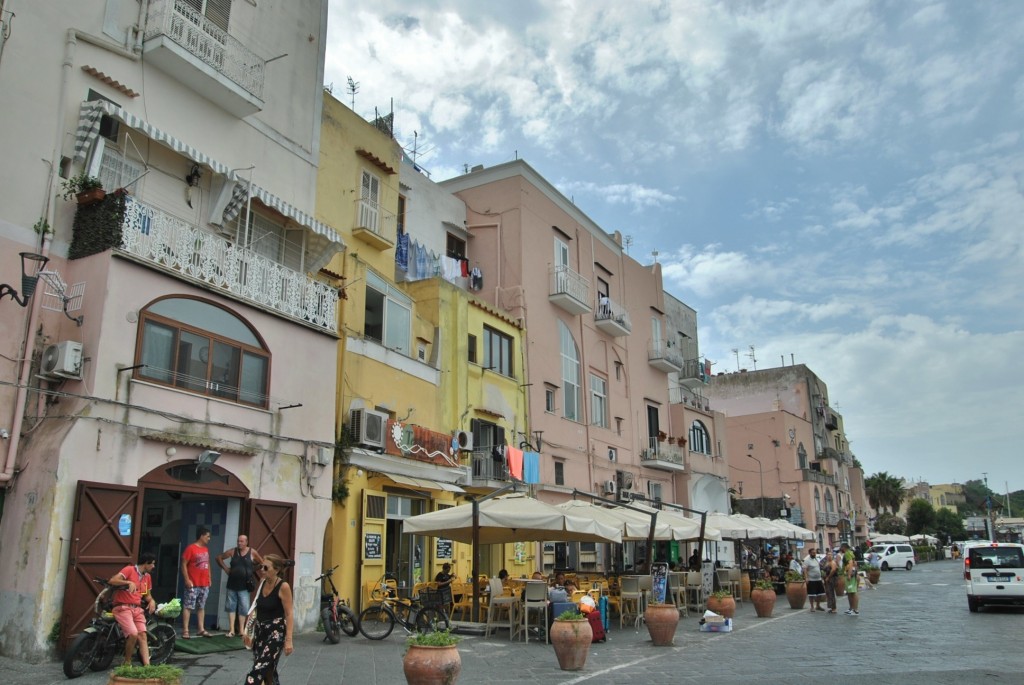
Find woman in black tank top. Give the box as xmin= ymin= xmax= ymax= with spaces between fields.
xmin=245 ymin=555 xmax=294 ymax=685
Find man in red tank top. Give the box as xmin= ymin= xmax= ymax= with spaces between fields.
xmin=109 ymin=552 xmax=158 ymax=665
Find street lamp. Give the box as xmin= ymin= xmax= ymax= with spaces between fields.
xmin=747 ymin=453 xmax=764 ymax=517
xmin=0 ymin=252 xmax=49 ymax=307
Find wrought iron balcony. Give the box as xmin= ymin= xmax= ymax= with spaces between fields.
xmin=548 ymin=265 xmax=591 ymax=315
xmin=815 ymin=511 xmax=841 ymax=526
xmin=594 ymin=295 xmax=631 ymax=336
xmin=648 ymin=340 xmax=683 ymax=373
xmin=352 ymin=197 xmax=396 ymax=250
xmin=801 ymin=468 xmax=837 ymax=486
xmin=144 ymin=0 xmax=265 ymax=116
xmin=471 ymin=449 xmax=511 ymax=486
xmin=639 ymin=437 xmax=686 ymax=472
xmin=119 ymin=197 xmax=337 ymax=333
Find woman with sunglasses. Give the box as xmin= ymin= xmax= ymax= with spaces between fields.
xmin=244 ymin=555 xmax=294 ymax=685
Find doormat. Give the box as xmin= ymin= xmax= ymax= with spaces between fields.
xmin=174 ymin=634 xmax=245 ymax=654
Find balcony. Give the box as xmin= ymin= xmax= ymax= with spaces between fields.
xmin=801 ymin=468 xmax=837 ymax=486
xmin=470 ymin=449 xmax=511 ymax=488
xmin=678 ymin=359 xmax=706 ymax=386
xmin=119 ymin=197 xmax=337 ymax=333
xmin=352 ymin=197 xmax=396 ymax=250
xmin=639 ymin=438 xmax=686 ymax=473
xmin=648 ymin=340 xmax=683 ymax=373
xmin=143 ymin=0 xmax=265 ymax=117
xmin=548 ymin=265 xmax=591 ymax=315
xmin=594 ymin=296 xmax=631 ymax=336
xmin=815 ymin=511 xmax=841 ymax=526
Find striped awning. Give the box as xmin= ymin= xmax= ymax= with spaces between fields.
xmin=73 ymin=100 xmax=344 ymax=272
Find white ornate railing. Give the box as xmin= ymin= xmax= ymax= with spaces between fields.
xmin=120 ymin=197 xmax=337 ymax=332
xmin=549 ymin=264 xmax=589 ymax=303
xmin=146 ymin=0 xmax=265 ymax=98
xmin=354 ymin=197 xmax=396 ymax=237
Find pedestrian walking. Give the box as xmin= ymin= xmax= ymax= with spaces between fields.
xmin=843 ymin=554 xmax=860 ymax=616
xmin=803 ymin=548 xmax=825 ymax=611
xmin=244 ymin=555 xmax=294 ymax=685
xmin=821 ymin=550 xmax=838 ymax=614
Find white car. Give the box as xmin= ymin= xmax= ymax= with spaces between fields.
xmin=866 ymin=544 xmax=915 ymax=571
xmin=964 ymin=542 xmax=1024 ymax=613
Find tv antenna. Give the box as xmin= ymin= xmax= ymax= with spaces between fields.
xmin=731 ymin=348 xmax=739 ymax=371
xmin=623 ymin=235 xmax=633 ymax=254
xmin=747 ymin=345 xmax=758 ymax=370
xmin=651 ymin=249 xmax=659 ymax=264
xmin=346 ymin=76 xmax=360 ymax=110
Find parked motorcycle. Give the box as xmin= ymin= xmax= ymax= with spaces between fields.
xmin=63 ymin=577 xmax=176 ymax=679
xmin=314 ymin=566 xmax=358 ymax=642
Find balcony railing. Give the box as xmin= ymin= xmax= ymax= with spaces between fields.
xmin=815 ymin=511 xmax=841 ymax=526
xmin=548 ymin=265 xmax=591 ymax=315
xmin=119 ymin=197 xmax=337 ymax=332
xmin=594 ymin=295 xmax=631 ymax=336
xmin=801 ymin=468 xmax=837 ymax=486
xmin=639 ymin=437 xmax=686 ymax=472
xmin=471 ymin=450 xmax=511 ymax=483
xmin=352 ymin=198 xmax=396 ymax=249
xmin=648 ymin=340 xmax=683 ymax=373
xmin=145 ymin=0 xmax=265 ymax=99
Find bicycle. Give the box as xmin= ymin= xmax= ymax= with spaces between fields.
xmin=314 ymin=566 xmax=358 ymax=642
xmin=63 ymin=577 xmax=176 ymax=678
xmin=357 ymin=573 xmax=451 ymax=640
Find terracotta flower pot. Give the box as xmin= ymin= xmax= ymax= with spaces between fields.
xmin=550 ymin=618 xmax=592 ymax=671
xmin=706 ymin=595 xmax=736 ymax=618
xmin=834 ymin=576 xmax=847 ymax=597
xmin=76 ymin=188 xmax=107 ymax=206
xmin=108 ymin=678 xmax=175 ymax=685
xmin=643 ymin=603 xmax=679 ymax=646
xmin=751 ymin=588 xmax=776 ymax=618
xmin=868 ymin=569 xmax=881 ymax=585
xmin=403 ymin=644 xmax=462 ymax=685
xmin=785 ymin=581 xmax=807 ymax=609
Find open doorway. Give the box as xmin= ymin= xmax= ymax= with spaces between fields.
xmin=386 ymin=494 xmax=426 ymax=593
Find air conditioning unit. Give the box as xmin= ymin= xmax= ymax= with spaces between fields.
xmin=617 ymin=489 xmax=632 ymax=503
xmin=349 ymin=408 xmax=388 ymax=450
xmin=603 ymin=480 xmax=617 ymax=496
xmin=40 ymin=341 xmax=83 ymax=380
xmin=607 ymin=448 xmax=617 ymax=462
xmin=617 ymin=471 xmax=634 ymax=491
xmin=453 ymin=430 xmax=473 ymax=451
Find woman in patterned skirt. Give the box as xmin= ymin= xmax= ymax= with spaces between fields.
xmin=244 ymin=554 xmax=294 ymax=684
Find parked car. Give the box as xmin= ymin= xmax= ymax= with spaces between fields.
xmin=964 ymin=542 xmax=1024 ymax=612
xmin=865 ymin=543 xmax=915 ymax=571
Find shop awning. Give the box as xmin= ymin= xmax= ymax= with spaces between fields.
xmin=388 ymin=474 xmax=464 ymax=493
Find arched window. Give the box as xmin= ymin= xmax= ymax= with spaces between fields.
xmin=797 ymin=443 xmax=807 ymax=470
xmin=813 ymin=488 xmax=821 ymax=513
xmin=688 ymin=420 xmax=711 ymax=455
xmin=824 ymin=489 xmax=835 ymax=513
xmin=559 ymin=321 xmax=580 ymax=421
xmin=135 ymin=296 xmax=270 ymax=408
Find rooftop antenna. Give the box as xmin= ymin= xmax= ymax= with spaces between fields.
xmin=731 ymin=348 xmax=739 ymax=371
xmin=623 ymin=235 xmax=633 ymax=255
xmin=747 ymin=345 xmax=758 ymax=370
xmin=412 ymin=131 xmax=419 ymax=162
xmin=652 ymin=249 xmax=659 ymax=264
xmin=346 ymin=76 xmax=359 ymax=110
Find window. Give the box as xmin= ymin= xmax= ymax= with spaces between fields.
xmin=236 ymin=209 xmax=304 ymax=272
xmin=814 ymin=488 xmax=821 ymax=512
xmin=483 ymin=326 xmax=513 ymax=376
xmin=646 ymin=405 xmax=659 ymax=448
xmin=554 ymin=461 xmax=565 ymax=486
xmin=614 ymin=361 xmax=622 ymax=381
xmin=135 ymin=296 xmax=269 ymax=408
xmin=87 ymin=90 xmax=120 ymax=142
xmin=364 ymin=270 xmax=411 ymax=355
xmin=545 ymin=385 xmax=556 ymax=413
xmin=824 ymin=490 xmax=834 ymax=513
xmin=590 ymin=374 xmax=607 ymax=428
xmin=467 ymin=334 xmax=477 ymax=364
xmin=797 ymin=443 xmax=808 ymax=469
xmin=651 ymin=315 xmax=663 ymax=344
xmin=559 ymin=322 xmax=580 ymax=421
xmin=397 ymin=195 xmax=406 ymax=234
xmin=615 ymin=417 xmax=623 ymax=435
xmin=359 ymin=170 xmax=382 ymax=231
xmin=446 ymin=233 xmax=466 ymax=260
xmin=554 ymin=237 xmax=569 ymax=269
xmin=184 ymin=0 xmax=232 ymax=32
xmin=688 ymin=420 xmax=711 ymax=454
xmin=97 ymin=147 xmax=144 ymax=195
xmin=469 ymin=419 xmax=505 ymax=453
xmin=648 ymin=482 xmax=662 ymax=502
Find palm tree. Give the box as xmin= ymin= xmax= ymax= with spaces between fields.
xmin=865 ymin=472 xmax=907 ymax=514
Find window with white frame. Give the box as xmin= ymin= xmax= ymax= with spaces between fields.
xmin=235 ymin=209 xmax=304 ymax=272
xmin=559 ymin=321 xmax=580 ymax=421
xmin=364 ymin=270 xmax=411 ymax=355
xmin=689 ymin=420 xmax=711 ymax=454
xmin=824 ymin=489 xmax=834 ymax=513
xmin=483 ymin=325 xmax=513 ymax=377
xmin=648 ymin=481 xmax=663 ymax=502
xmin=184 ymin=0 xmax=232 ymax=32
xmin=590 ymin=374 xmax=607 ymax=428
xmin=359 ymin=169 xmax=382 ymax=232
xmin=545 ymin=384 xmax=556 ymax=413
xmin=96 ymin=147 xmax=145 ymax=194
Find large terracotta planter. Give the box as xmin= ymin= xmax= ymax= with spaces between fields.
xmin=550 ymin=618 xmax=592 ymax=671
xmin=740 ymin=572 xmax=751 ymax=600
xmin=706 ymin=595 xmax=736 ymax=619
xmin=834 ymin=576 xmax=847 ymax=597
xmin=108 ymin=679 xmax=176 ymax=685
xmin=867 ymin=569 xmax=881 ymax=585
xmin=750 ymin=588 xmax=776 ymax=618
xmin=403 ymin=644 xmax=462 ymax=685
xmin=643 ymin=603 xmax=679 ymax=646
xmin=785 ymin=581 xmax=807 ymax=609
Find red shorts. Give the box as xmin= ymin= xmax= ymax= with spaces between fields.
xmin=113 ymin=605 xmax=147 ymax=637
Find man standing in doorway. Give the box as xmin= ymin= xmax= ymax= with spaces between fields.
xmin=181 ymin=526 xmax=213 ymax=638
xmin=216 ymin=534 xmax=263 ymax=638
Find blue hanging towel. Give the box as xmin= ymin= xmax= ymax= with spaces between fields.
xmin=522 ymin=451 xmax=541 ymax=484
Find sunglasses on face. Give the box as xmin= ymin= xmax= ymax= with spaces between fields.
xmin=259 ymin=564 xmax=273 ymax=571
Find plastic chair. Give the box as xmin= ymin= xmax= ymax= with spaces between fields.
xmin=522 ymin=582 xmax=549 ymax=643
xmin=685 ymin=572 xmax=705 ymax=613
xmin=727 ymin=567 xmax=743 ymax=603
xmin=667 ymin=572 xmax=687 ymax=616
xmin=618 ymin=576 xmax=642 ymax=629
xmin=450 ymin=581 xmax=476 ymax=622
xmin=484 ymin=594 xmax=519 ymax=640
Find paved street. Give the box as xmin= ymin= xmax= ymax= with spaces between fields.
xmin=6 ymin=560 xmax=1021 ymax=684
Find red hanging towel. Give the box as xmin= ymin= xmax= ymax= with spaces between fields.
xmin=506 ymin=446 xmax=524 ymax=480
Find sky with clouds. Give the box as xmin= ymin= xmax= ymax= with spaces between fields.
xmin=325 ymin=1 xmax=1024 ymax=494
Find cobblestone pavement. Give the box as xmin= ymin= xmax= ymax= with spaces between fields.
xmin=5 ymin=560 xmax=1020 ymax=684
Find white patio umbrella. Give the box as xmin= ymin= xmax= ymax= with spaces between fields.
xmin=554 ymin=500 xmax=676 ymax=540
xmin=760 ymin=517 xmax=815 ymax=541
xmin=748 ymin=516 xmax=800 ymax=539
xmin=629 ymin=502 xmax=722 ymax=541
xmin=402 ymin=492 xmax=623 ymax=544
xmin=695 ymin=512 xmax=767 ymax=540
xmin=870 ymin=533 xmax=911 ymax=544
xmin=909 ymin=534 xmax=938 ymax=544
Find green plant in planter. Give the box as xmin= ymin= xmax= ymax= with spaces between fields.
xmin=784 ymin=571 xmax=804 ymax=583
xmin=710 ymin=589 xmax=732 ymax=599
xmin=556 ymin=608 xmax=585 ymax=621
xmin=61 ymin=172 xmax=104 ymax=201
xmin=753 ymin=579 xmax=775 ymax=591
xmin=111 ymin=663 xmax=184 ymax=684
xmin=406 ymin=629 xmax=460 ymax=650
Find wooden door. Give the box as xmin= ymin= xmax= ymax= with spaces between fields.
xmin=246 ymin=498 xmax=297 ymax=584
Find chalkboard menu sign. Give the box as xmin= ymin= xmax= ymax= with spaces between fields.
xmin=651 ymin=561 xmax=669 ymax=604
xmin=364 ymin=533 xmax=382 ymax=560
xmin=435 ymin=538 xmax=453 ymax=560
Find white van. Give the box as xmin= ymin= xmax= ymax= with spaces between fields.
xmin=866 ymin=543 xmax=915 ymax=571
xmin=964 ymin=542 xmax=1024 ymax=612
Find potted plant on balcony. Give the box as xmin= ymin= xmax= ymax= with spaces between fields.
xmin=62 ymin=172 xmax=106 ymax=206
xmin=550 ymin=608 xmax=592 ymax=670
xmin=784 ymin=571 xmax=807 ymax=609
xmin=403 ymin=629 xmax=461 ymax=684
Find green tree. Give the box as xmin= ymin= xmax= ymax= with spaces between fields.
xmin=875 ymin=512 xmax=906 ymax=535
xmin=865 ymin=472 xmax=907 ymax=514
xmin=905 ymin=498 xmax=936 ymax=536
xmin=934 ymin=508 xmax=966 ymax=542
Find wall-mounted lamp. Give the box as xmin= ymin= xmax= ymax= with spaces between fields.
xmin=0 ymin=252 xmax=49 ymax=307
xmin=196 ymin=449 xmax=221 ymax=472
xmin=532 ymin=430 xmax=544 ymax=452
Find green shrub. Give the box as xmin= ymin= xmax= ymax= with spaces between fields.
xmin=406 ymin=629 xmax=460 ymax=648
xmin=111 ymin=663 xmax=183 ymax=684
xmin=556 ymin=608 xmax=585 ymax=621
